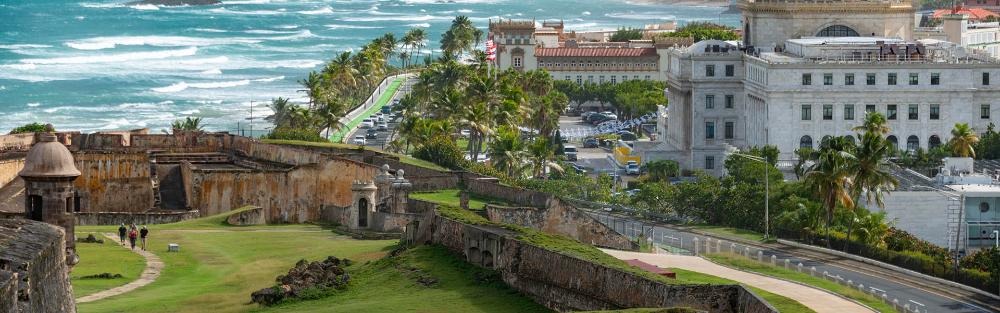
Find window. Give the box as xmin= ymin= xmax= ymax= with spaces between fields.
xmin=564 ymin=76 xmax=571 ymax=81
xmin=930 ymin=104 xmax=940 ymax=120
xmin=706 ymin=64 xmax=715 ymax=77
xmin=725 ymin=64 xmax=734 ymax=77
xmin=705 ymin=156 xmax=715 ymax=170
xmin=725 ymin=95 xmax=734 ymax=109
xmin=644 ymin=75 xmax=651 ymax=80
xmin=802 ymin=73 xmax=812 ymax=85
xmin=844 ymin=104 xmax=855 ymax=120
xmin=800 ymin=136 xmax=813 ymax=149
xmin=865 ymin=104 xmax=876 ymax=113
xmin=887 ymin=105 xmax=897 ymax=120
xmin=929 ymin=135 xmax=942 ymax=149
xmin=823 ymin=73 xmax=833 ymax=85
xmin=705 ymin=122 xmax=715 ymax=139
xmin=599 ymin=76 xmax=605 ymax=83
xmin=576 ymin=76 xmax=582 ymax=85
xmin=801 ymin=104 xmax=812 ymax=120
xmin=610 ymin=76 xmax=617 ymax=84
xmin=588 ymin=75 xmax=594 ymax=82
xmin=888 ymin=73 xmax=897 ymax=85
xmin=823 ymin=104 xmax=833 ymax=120
xmin=908 ymin=73 xmax=918 ymax=85
xmin=983 ymin=104 xmax=992 ymax=119
xmin=816 ymin=25 xmax=859 ymax=37
xmin=908 ymin=104 xmax=918 ymax=120
xmin=513 ymin=57 xmax=522 ymax=68
xmin=906 ymin=135 xmax=919 ymax=151
xmin=725 ymin=121 xmax=734 ymax=139
xmin=634 ymin=75 xmax=639 ymax=80
xmin=931 ymin=73 xmax=940 ymax=85
xmin=984 ymin=72 xmax=990 ymax=85
xmin=706 ymin=95 xmax=715 ymax=109
xmin=887 ymin=135 xmax=898 ymax=148
xmin=845 ymin=73 xmax=855 ymax=86
xmin=866 ymin=73 xmax=876 ymax=85
xmin=980 ymin=202 xmax=991 ymax=213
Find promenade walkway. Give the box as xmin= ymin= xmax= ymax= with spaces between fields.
xmin=602 ymin=249 xmax=874 ymax=313
xmin=76 ymin=234 xmax=164 ymax=303
xmin=329 ymin=75 xmax=406 ymax=143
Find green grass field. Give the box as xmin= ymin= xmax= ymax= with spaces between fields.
xmin=72 ymin=235 xmax=146 ymax=298
xmin=409 ymin=189 xmax=523 ymax=210
xmin=706 ymin=253 xmax=895 ymax=312
xmin=690 ymin=225 xmax=767 ymax=242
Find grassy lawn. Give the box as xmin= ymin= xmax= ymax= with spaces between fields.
xmin=690 ymin=225 xmax=766 ymax=242
xmin=262 ymin=139 xmax=448 ymax=171
xmin=72 ymin=235 xmax=146 ymax=298
xmin=258 ymin=245 xmax=550 ymax=313
xmin=409 ymin=189 xmax=523 ymax=210
xmin=329 ymin=77 xmax=403 ymax=143
xmin=669 ymin=268 xmax=815 ymax=313
xmin=706 ymin=253 xmax=895 ymax=313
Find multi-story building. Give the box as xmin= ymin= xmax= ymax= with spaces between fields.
xmin=636 ymin=0 xmax=1000 ymax=176
xmin=916 ymin=13 xmax=1000 ymax=58
xmin=488 ymin=20 xmax=692 ymax=83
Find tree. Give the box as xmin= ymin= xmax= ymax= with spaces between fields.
xmin=9 ymin=123 xmax=52 ymax=134
xmin=525 ymin=137 xmax=562 ymax=179
xmin=852 ymin=112 xmax=891 ymax=135
xmin=844 ymin=131 xmax=898 ymax=251
xmin=641 ymin=160 xmax=680 ymax=182
xmin=949 ymin=123 xmax=980 ymax=158
xmin=610 ymin=27 xmax=644 ymax=42
xmin=404 ymin=28 xmax=427 ymax=66
xmin=171 ymin=117 xmax=203 ymax=132
xmin=488 ymin=127 xmax=527 ymax=178
xmin=660 ymin=22 xmax=739 ymax=42
xmin=440 ymin=16 xmax=478 ymax=58
xmin=804 ymin=136 xmax=857 ymax=247
xmin=975 ymin=123 xmax=1000 ymax=159
xmin=413 ymin=135 xmax=465 ymax=170
xmin=316 ymin=100 xmax=345 ymax=139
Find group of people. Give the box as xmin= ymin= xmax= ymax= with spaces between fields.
xmin=117 ymin=223 xmax=149 ymax=251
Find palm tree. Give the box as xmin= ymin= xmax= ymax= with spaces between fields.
xmin=489 ymin=127 xmax=527 ymax=178
xmin=852 ymin=112 xmax=890 ymax=135
xmin=171 ymin=117 xmax=203 ymax=132
xmin=844 ymin=132 xmax=898 ymax=250
xmin=298 ymin=71 xmax=323 ymax=109
xmin=266 ymin=97 xmax=293 ymax=127
xmin=526 ymin=137 xmax=562 ymax=179
xmin=805 ymin=136 xmax=857 ymax=248
xmin=458 ymin=101 xmax=492 ymax=162
xmin=317 ymin=100 xmax=345 ymax=139
xmin=949 ymin=123 xmax=980 ymax=158
xmin=405 ymin=28 xmax=427 ymax=63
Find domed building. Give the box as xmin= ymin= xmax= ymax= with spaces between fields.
xmin=739 ymin=0 xmax=915 ymax=50
xmin=19 ymin=132 xmax=81 ymax=266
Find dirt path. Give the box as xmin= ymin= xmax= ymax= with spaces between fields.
xmin=601 ymin=249 xmax=874 ymax=313
xmin=76 ymin=233 xmax=164 ymax=303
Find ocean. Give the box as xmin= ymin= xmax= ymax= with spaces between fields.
xmin=0 ymin=0 xmax=736 ymax=134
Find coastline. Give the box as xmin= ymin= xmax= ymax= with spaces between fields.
xmin=628 ymin=0 xmax=729 ymax=7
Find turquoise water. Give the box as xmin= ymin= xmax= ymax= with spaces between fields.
xmin=0 ymin=0 xmax=735 ymax=134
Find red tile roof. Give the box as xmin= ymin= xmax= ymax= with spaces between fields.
xmin=535 ymin=47 xmax=658 ymax=57
xmin=625 ymin=259 xmax=676 ymax=278
xmin=933 ymin=8 xmax=999 ymax=20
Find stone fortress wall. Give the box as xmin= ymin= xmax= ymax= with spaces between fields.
xmin=0 ymin=219 xmax=76 ymax=313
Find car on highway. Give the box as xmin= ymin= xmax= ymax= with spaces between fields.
xmin=625 ymin=161 xmax=640 ymax=175
xmin=564 ymin=145 xmax=578 ymax=161
xmin=381 ymin=105 xmax=392 ymax=114
xmin=377 ymin=122 xmax=388 ymax=131
xmin=365 ymin=129 xmax=378 ymax=139
xmin=393 ymin=99 xmax=400 ymax=105
xmin=351 ymin=135 xmax=366 ymax=145
xmin=376 ymin=115 xmax=385 ymax=123
xmin=583 ymin=137 xmax=599 ymax=148
xmin=360 ymin=119 xmax=374 ymax=128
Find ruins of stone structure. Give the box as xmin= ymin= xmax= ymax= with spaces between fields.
xmin=18 ymin=132 xmax=81 ymax=266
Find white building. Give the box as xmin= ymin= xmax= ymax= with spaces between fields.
xmin=636 ymin=0 xmax=1000 ymax=176
xmin=916 ymin=13 xmax=1000 ymax=59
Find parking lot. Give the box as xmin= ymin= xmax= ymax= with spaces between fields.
xmin=558 ymin=115 xmax=620 ymax=176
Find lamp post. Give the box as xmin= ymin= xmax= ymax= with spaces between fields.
xmin=993 ymin=230 xmax=998 ymax=248
xmin=730 ymin=153 xmax=770 ymax=240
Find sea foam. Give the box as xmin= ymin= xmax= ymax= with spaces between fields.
xmin=19 ymin=47 xmax=198 ymax=65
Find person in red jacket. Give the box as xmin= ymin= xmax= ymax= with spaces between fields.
xmin=127 ymin=225 xmax=138 ymax=250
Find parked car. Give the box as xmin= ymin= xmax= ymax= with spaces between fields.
xmin=617 ymin=131 xmax=638 ymax=141
xmin=569 ymin=162 xmax=587 ymax=174
xmin=352 ymin=135 xmax=366 ymax=145
xmin=360 ymin=119 xmax=374 ymax=128
xmin=365 ymin=129 xmax=378 ymax=139
xmin=601 ymin=111 xmax=618 ymax=120
xmin=581 ymin=111 xmax=597 ymax=121
xmin=377 ymin=122 xmax=388 ymax=131
xmin=460 ymin=129 xmax=471 ymax=138
xmin=625 ymin=161 xmax=640 ymax=175
xmin=583 ymin=137 xmax=599 ymax=148
xmin=393 ymin=99 xmax=400 ymax=105
xmin=597 ymin=120 xmax=618 ymax=128
xmin=589 ymin=115 xmax=612 ymax=125
xmin=564 ymin=145 xmax=579 ymax=161
xmin=585 ymin=113 xmax=606 ymax=123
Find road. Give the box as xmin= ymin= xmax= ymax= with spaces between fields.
xmin=345 ymin=78 xmax=413 ymax=149
xmin=588 ymin=211 xmax=999 ymax=313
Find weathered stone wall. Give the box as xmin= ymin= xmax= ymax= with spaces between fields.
xmin=319 ymin=205 xmax=350 ymax=226
xmin=406 ymin=198 xmax=439 ymax=214
xmin=226 ymin=206 xmax=266 ymax=226
xmin=0 ymin=133 xmax=34 ymax=152
xmin=486 ymin=198 xmax=638 ymax=251
xmin=368 ymin=156 xmax=459 ymax=191
xmin=423 ymin=213 xmax=778 ymax=313
xmin=464 ymin=179 xmax=549 ymax=208
xmin=0 ymin=156 xmax=25 ymax=188
xmin=370 ymin=211 xmax=421 ymax=232
xmin=0 ymin=219 xmax=76 ymax=313
xmin=73 ymin=152 xmax=154 ymax=213
xmin=74 ymin=210 xmax=200 ymax=226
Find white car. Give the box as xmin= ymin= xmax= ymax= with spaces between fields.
xmin=625 ymin=161 xmax=640 ymax=175
xmin=601 ymin=111 xmax=618 ymax=120
xmin=352 ymin=135 xmax=366 ymax=145
xmin=460 ymin=129 xmax=471 ymax=138
xmin=377 ymin=116 xmax=385 ymax=123
xmin=360 ymin=119 xmax=374 ymax=128
xmin=377 ymin=122 xmax=388 ymax=131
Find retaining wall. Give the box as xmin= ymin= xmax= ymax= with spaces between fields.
xmin=486 ymin=198 xmax=638 ymax=251
xmin=73 ymin=152 xmax=154 ymax=213
xmin=0 ymin=219 xmax=76 ymax=313
xmin=74 ymin=210 xmax=200 ymax=226
xmin=464 ymin=178 xmax=549 ymax=208
xmin=0 ymin=157 xmax=24 ymax=188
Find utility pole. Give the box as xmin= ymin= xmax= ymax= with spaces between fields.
xmin=249 ymin=98 xmax=254 ymax=139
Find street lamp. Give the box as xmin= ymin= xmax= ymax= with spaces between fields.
xmin=992 ymin=230 xmax=998 ymax=248
xmin=730 ymin=153 xmax=770 ymax=240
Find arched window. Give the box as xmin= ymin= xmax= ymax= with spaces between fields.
xmin=929 ymin=135 xmax=942 ymax=149
xmin=887 ymin=135 xmax=898 ymax=148
xmin=357 ymin=198 xmax=369 ymax=228
xmin=800 ymin=135 xmax=813 ymax=149
xmin=817 ymin=25 xmax=859 ymax=37
xmin=907 ymin=135 xmax=920 ymax=151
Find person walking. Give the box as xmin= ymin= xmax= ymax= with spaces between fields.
xmin=140 ymin=226 xmax=149 ymax=251
xmin=127 ymin=226 xmax=138 ymax=250
xmin=118 ymin=223 xmax=127 ymax=246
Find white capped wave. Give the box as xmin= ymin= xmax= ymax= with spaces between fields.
xmin=298 ymin=6 xmax=333 ymax=15
xmin=406 ymin=23 xmax=431 ymax=28
xmin=151 ymin=76 xmax=284 ymax=93
xmin=99 ymin=118 xmax=134 ymax=130
xmin=178 ymin=56 xmax=229 ymax=65
xmin=1 ymin=63 xmax=38 ymax=70
xmin=195 ymin=100 xmax=224 ymax=104
xmin=604 ymin=12 xmax=674 ymax=20
xmin=76 ymin=16 xmax=86 ymax=20
xmin=193 ymin=28 xmax=228 ymax=33
xmin=117 ymin=102 xmax=161 ymax=110
xmin=207 ymin=7 xmax=285 ymax=15
xmin=276 ymin=25 xmax=299 ymax=29
xmin=0 ymin=44 xmax=51 ymax=49
xmin=260 ymin=59 xmax=322 ymax=69
xmin=20 ymin=47 xmax=198 ymax=65
xmin=253 ymin=76 xmax=285 ymax=82
xmin=223 ymin=0 xmax=270 ymax=4
xmin=582 ymin=11 xmax=591 ymax=15
xmin=79 ymin=2 xmax=121 ymax=8
xmin=178 ymin=109 xmax=201 ymax=115
xmin=200 ymin=68 xmax=222 ymax=75
xmin=324 ymin=24 xmax=382 ymax=30
xmin=340 ymin=15 xmax=448 ymax=22
xmin=129 ymin=4 xmax=160 ymax=10
xmin=401 ymin=0 xmax=499 ymax=3
xmin=245 ymin=29 xmax=300 ymax=34
xmin=26 ymin=102 xmax=40 ymax=107
xmin=66 ymin=36 xmax=261 ymax=50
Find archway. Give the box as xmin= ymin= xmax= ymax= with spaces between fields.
xmin=482 ymin=250 xmax=494 ymax=268
xmin=817 ymin=25 xmax=859 ymax=37
xmin=27 ymin=195 xmax=42 ymax=220
xmin=358 ymin=198 xmax=369 ymax=228
xmin=800 ymin=135 xmax=813 ymax=149
xmin=907 ymin=135 xmax=920 ymax=152
xmin=887 ymin=135 xmax=898 ymax=148
xmin=929 ymin=135 xmax=942 ymax=149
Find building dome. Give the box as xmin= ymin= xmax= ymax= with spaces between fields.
xmin=19 ymin=133 xmax=81 ymax=178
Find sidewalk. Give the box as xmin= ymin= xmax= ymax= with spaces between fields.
xmin=601 ymin=249 xmax=874 ymax=313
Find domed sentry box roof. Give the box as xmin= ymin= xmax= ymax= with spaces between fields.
xmin=19 ymin=132 xmax=81 ymax=178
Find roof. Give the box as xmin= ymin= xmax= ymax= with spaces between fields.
xmin=535 ymin=47 xmax=658 ymax=57
xmin=890 ymin=167 xmax=936 ymax=191
xmin=18 ymin=133 xmax=80 ymax=178
xmin=933 ymin=8 xmax=999 ymax=20
xmin=787 ymin=37 xmax=904 ymax=46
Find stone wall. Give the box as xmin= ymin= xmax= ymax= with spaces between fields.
xmin=464 ymin=179 xmax=549 ymax=208
xmin=73 ymin=152 xmax=154 ymax=213
xmin=0 ymin=156 xmax=24 ymax=188
xmin=370 ymin=211 xmax=421 ymax=232
xmin=368 ymin=156 xmax=460 ymax=191
xmin=486 ymin=198 xmax=638 ymax=251
xmin=422 ymin=213 xmax=777 ymax=313
xmin=406 ymin=198 xmax=439 ymax=214
xmin=74 ymin=210 xmax=200 ymax=226
xmin=0 ymin=219 xmax=76 ymax=313
xmin=0 ymin=133 xmax=34 ymax=152
xmin=226 ymin=207 xmax=266 ymax=226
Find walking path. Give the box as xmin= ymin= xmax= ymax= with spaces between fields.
xmin=76 ymin=234 xmax=164 ymax=303
xmin=601 ymin=249 xmax=874 ymax=313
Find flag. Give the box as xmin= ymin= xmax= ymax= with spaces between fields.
xmin=485 ymin=39 xmax=496 ymax=61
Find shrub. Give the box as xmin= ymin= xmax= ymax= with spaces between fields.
xmin=262 ymin=127 xmax=328 ymax=143
xmin=413 ymin=135 xmax=466 ymax=170
xmin=9 ymin=122 xmax=52 ymax=134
